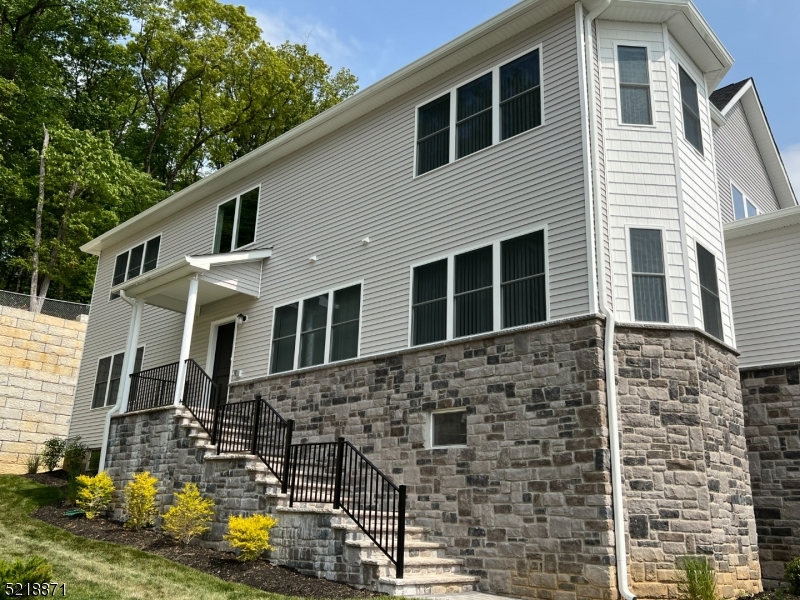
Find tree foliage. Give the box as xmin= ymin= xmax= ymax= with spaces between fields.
xmin=0 ymin=0 xmax=357 ymax=302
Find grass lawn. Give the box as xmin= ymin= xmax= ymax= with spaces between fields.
xmin=0 ymin=474 xmax=304 ymax=600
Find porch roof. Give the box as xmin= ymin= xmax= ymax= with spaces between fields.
xmin=111 ymin=249 xmax=271 ymax=313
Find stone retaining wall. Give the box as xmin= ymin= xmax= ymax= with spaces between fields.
xmin=740 ymin=363 xmax=800 ymax=589
xmin=0 ymin=305 xmax=87 ymax=473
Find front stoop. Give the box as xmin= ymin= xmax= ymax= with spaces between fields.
xmin=174 ymin=407 xmax=480 ymax=597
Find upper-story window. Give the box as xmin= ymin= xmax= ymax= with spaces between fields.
xmin=110 ymin=235 xmax=161 ymax=300
xmin=617 ymin=46 xmax=652 ymax=125
xmin=270 ymin=283 xmax=362 ymax=374
xmin=214 ymin=187 xmax=260 ymax=253
xmin=696 ymin=243 xmax=722 ymax=340
xmin=629 ymin=228 xmax=668 ymax=323
xmin=415 ymin=47 xmax=542 ymax=176
xmin=679 ymin=66 xmax=703 ymax=154
xmin=732 ymin=183 xmax=759 ymax=220
xmin=411 ymin=229 xmax=547 ymax=346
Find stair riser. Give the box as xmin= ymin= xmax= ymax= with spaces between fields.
xmin=377 ymin=582 xmax=475 ymax=596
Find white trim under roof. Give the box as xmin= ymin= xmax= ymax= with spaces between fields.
xmin=80 ymin=0 xmax=732 ymax=256
xmin=714 ymin=79 xmax=797 ymax=210
xmin=724 ymin=204 xmax=800 ymax=241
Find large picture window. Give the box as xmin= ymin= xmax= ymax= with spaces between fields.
xmin=110 ymin=236 xmax=161 ymax=300
xmin=617 ymin=46 xmax=652 ymax=125
xmin=270 ymin=284 xmax=362 ymax=374
xmin=679 ymin=66 xmax=703 ymax=154
xmin=91 ymin=347 xmax=144 ymax=409
xmin=213 ymin=187 xmax=260 ymax=253
xmin=415 ymin=47 xmax=543 ymax=176
xmin=411 ymin=229 xmax=547 ymax=346
xmin=697 ymin=244 xmax=723 ymax=339
xmin=630 ymin=229 xmax=668 ymax=323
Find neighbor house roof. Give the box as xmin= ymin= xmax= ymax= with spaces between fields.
xmin=709 ymin=79 xmax=750 ymax=111
xmin=81 ymin=0 xmax=733 ymax=256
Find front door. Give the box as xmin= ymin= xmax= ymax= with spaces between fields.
xmin=211 ymin=322 xmax=235 ymax=406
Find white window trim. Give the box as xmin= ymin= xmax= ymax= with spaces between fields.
xmin=211 ymin=183 xmax=262 ymax=254
xmin=269 ymin=279 xmax=365 ymax=374
xmin=730 ymin=180 xmax=760 ymax=220
xmin=108 ymin=234 xmax=162 ymax=302
xmin=625 ymin=224 xmax=672 ymax=326
xmin=89 ymin=344 xmax=146 ymax=410
xmin=425 ymin=407 xmax=468 ymax=449
xmin=412 ymin=43 xmax=545 ymax=179
xmin=676 ymin=61 xmax=706 ymax=159
xmin=612 ymin=41 xmax=658 ymax=129
xmin=407 ymin=224 xmax=550 ymax=347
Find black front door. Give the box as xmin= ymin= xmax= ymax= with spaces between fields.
xmin=212 ymin=322 xmax=235 ymax=406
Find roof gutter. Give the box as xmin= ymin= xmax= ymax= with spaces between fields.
xmin=581 ymin=2 xmax=637 ymax=599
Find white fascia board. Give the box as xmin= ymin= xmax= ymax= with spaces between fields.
xmin=186 ymin=249 xmax=272 ymax=269
xmin=724 ymin=205 xmax=800 ymax=241
xmin=710 ymin=104 xmax=726 ymax=128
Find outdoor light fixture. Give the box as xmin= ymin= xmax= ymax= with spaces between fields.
xmin=236 ymin=313 xmax=247 ymax=323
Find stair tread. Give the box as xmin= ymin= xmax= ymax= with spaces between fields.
xmin=331 ymin=523 xmax=426 ymax=534
xmin=361 ymin=556 xmax=463 ymax=566
xmin=378 ymin=574 xmax=479 ymax=584
xmin=346 ymin=539 xmax=445 ymax=549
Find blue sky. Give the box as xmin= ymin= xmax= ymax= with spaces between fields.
xmin=243 ymin=0 xmax=800 ymax=191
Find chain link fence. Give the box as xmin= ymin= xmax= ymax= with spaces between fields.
xmin=0 ymin=289 xmax=90 ymax=321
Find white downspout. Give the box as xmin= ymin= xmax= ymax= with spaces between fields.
xmin=581 ymin=2 xmax=637 ymax=600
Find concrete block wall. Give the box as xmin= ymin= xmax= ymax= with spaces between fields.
xmin=0 ymin=305 xmax=87 ymax=473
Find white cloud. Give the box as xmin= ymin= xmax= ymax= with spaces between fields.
xmin=784 ymin=144 xmax=800 ymax=197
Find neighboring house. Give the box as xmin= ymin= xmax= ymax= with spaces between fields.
xmin=67 ymin=1 xmax=798 ymax=599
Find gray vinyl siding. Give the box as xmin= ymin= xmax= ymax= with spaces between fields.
xmin=726 ymin=224 xmax=800 ymax=367
xmin=714 ymin=101 xmax=781 ymax=223
xmin=70 ymin=8 xmax=590 ymax=443
xmin=200 ymin=263 xmax=262 ymax=296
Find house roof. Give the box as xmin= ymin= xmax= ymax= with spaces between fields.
xmin=712 ymin=78 xmax=797 ymax=210
xmin=724 ymin=204 xmax=800 ymax=241
xmin=80 ymin=0 xmax=733 ymax=256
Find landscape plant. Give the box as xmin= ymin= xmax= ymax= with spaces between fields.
xmin=124 ymin=471 xmax=158 ymax=529
xmin=224 ymin=514 xmax=278 ymax=562
xmin=0 ymin=555 xmax=52 ymax=598
xmin=40 ymin=438 xmax=65 ymax=472
xmin=62 ymin=437 xmax=89 ymax=476
xmin=25 ymin=454 xmax=41 ymax=475
xmin=75 ymin=472 xmax=115 ymax=519
xmin=786 ymin=556 xmax=800 ymax=595
xmin=161 ymin=483 xmax=215 ymax=544
xmin=678 ymin=556 xmax=717 ymax=600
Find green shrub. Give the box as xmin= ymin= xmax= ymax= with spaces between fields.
xmin=63 ymin=475 xmax=79 ymax=506
xmin=162 ymin=483 xmax=215 ymax=544
xmin=25 ymin=454 xmax=41 ymax=475
xmin=75 ymin=472 xmax=115 ymax=519
xmin=0 ymin=555 xmax=52 ymax=597
xmin=62 ymin=437 xmax=89 ymax=476
xmin=785 ymin=557 xmax=800 ymax=595
xmin=678 ymin=556 xmax=717 ymax=600
xmin=41 ymin=438 xmax=65 ymax=472
xmin=224 ymin=514 xmax=278 ymax=561
xmin=87 ymin=449 xmax=101 ymax=475
xmin=124 ymin=471 xmax=158 ymax=530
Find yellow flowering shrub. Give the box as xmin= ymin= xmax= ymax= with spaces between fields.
xmin=161 ymin=483 xmax=215 ymax=544
xmin=75 ymin=472 xmax=114 ymax=519
xmin=224 ymin=514 xmax=278 ymax=562
xmin=124 ymin=471 xmax=158 ymax=529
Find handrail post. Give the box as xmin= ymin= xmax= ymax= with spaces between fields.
xmin=211 ymin=389 xmax=220 ymax=446
xmin=217 ymin=403 xmax=226 ymax=455
xmin=281 ymin=419 xmax=295 ymax=494
xmin=396 ymin=485 xmax=407 ymax=579
xmin=251 ymin=395 xmax=263 ymax=455
xmin=333 ymin=437 xmax=345 ymax=509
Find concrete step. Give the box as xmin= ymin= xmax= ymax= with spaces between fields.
xmin=362 ymin=556 xmax=465 ymax=577
xmin=377 ymin=574 xmax=478 ymax=596
xmin=347 ymin=538 xmax=446 ymax=559
xmin=331 ymin=521 xmax=427 ymax=542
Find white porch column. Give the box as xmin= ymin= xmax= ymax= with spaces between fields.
xmin=118 ymin=298 xmax=145 ymax=414
xmin=173 ymin=275 xmax=199 ymax=405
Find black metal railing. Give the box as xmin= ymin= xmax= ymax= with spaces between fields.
xmin=253 ymin=397 xmax=294 ymax=490
xmin=289 ymin=442 xmax=338 ymax=505
xmin=183 ymin=359 xmax=218 ymax=436
xmin=127 ymin=361 xmax=179 ymax=412
xmin=216 ymin=399 xmax=258 ymax=454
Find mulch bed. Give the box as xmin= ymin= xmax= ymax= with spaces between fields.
xmin=30 ymin=478 xmax=378 ymax=599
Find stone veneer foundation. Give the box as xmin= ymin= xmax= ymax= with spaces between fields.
xmin=740 ymin=363 xmax=800 ymax=589
xmin=105 ymin=316 xmax=764 ymax=599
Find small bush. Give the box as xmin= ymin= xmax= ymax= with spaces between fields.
xmin=63 ymin=475 xmax=79 ymax=507
xmin=162 ymin=483 xmax=215 ymax=544
xmin=224 ymin=514 xmax=278 ymax=561
xmin=75 ymin=472 xmax=115 ymax=519
xmin=26 ymin=454 xmax=41 ymax=475
xmin=786 ymin=557 xmax=800 ymax=595
xmin=0 ymin=555 xmax=52 ymax=596
xmin=124 ymin=471 xmax=158 ymax=530
xmin=62 ymin=437 xmax=89 ymax=476
xmin=41 ymin=438 xmax=65 ymax=472
xmin=679 ymin=556 xmax=717 ymax=600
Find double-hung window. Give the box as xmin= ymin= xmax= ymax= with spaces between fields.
xmin=415 ymin=47 xmax=542 ymax=176
xmin=110 ymin=236 xmax=161 ymax=300
xmin=213 ymin=187 xmax=260 ymax=253
xmin=731 ymin=184 xmax=759 ymax=221
xmin=270 ymin=284 xmax=362 ymax=374
xmin=617 ymin=46 xmax=652 ymax=125
xmin=630 ymin=229 xmax=668 ymax=323
xmin=679 ymin=66 xmax=703 ymax=154
xmin=411 ymin=230 xmax=547 ymax=346
xmin=696 ymin=244 xmax=723 ymax=339
xmin=91 ymin=347 xmax=144 ymax=409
